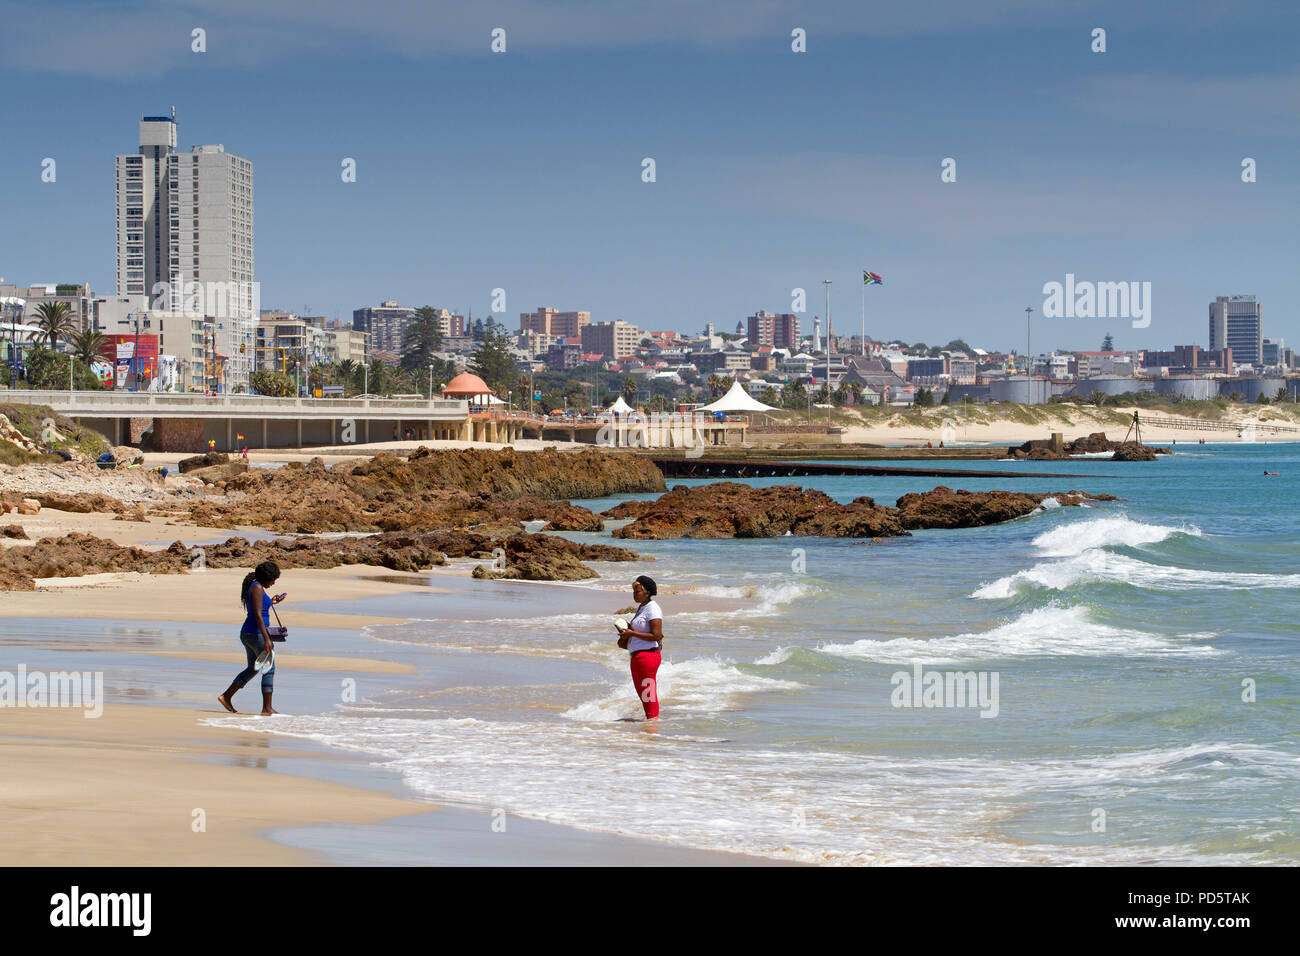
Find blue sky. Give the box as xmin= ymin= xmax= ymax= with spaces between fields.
xmin=2 ymin=0 xmax=1296 ymax=354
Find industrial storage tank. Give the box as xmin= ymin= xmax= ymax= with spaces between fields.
xmin=1153 ymin=377 xmax=1218 ymax=400
xmin=1220 ymin=377 xmax=1285 ymax=402
xmin=1067 ymin=377 xmax=1154 ymax=398
xmin=989 ymin=377 xmax=1054 ymax=405
xmin=944 ymin=384 xmax=991 ymax=404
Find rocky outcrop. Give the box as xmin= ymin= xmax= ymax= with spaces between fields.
xmin=28 ymin=492 xmax=128 ymax=514
xmin=1 ymin=524 xmax=28 ymax=539
xmin=0 ymin=414 xmax=39 ymax=455
xmin=0 ymin=527 xmax=643 ymax=590
xmin=611 ymin=482 xmax=1115 ymax=540
xmin=188 ymin=447 xmax=655 ymax=534
xmin=178 ymin=451 xmax=229 ymax=474
xmin=894 ymin=486 xmax=1113 ymax=529
xmin=1010 ymin=432 xmax=1167 ymax=459
xmin=185 ymin=460 xmax=250 ymax=484
xmin=472 ymin=533 xmax=640 ymax=581
xmin=1111 ymin=442 xmax=1157 ymax=461
xmin=612 ymin=483 xmax=905 ymax=540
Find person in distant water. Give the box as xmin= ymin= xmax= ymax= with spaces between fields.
xmin=218 ymin=561 xmax=286 ymax=715
xmin=617 ymin=575 xmax=663 ymax=719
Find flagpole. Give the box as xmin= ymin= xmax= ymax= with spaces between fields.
xmin=861 ymin=278 xmax=866 ymax=356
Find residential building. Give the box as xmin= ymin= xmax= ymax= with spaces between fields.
xmin=0 ymin=280 xmax=95 ymax=335
xmin=353 ymin=301 xmax=415 ymax=354
xmin=1209 ymin=295 xmax=1263 ymax=366
xmin=581 ymin=320 xmax=641 ymax=359
xmin=546 ymin=344 xmax=583 ymax=371
xmin=746 ymin=310 xmax=801 ymax=350
xmin=518 ymin=329 xmax=569 ymax=358
xmin=256 ymin=313 xmax=327 ymax=373
xmin=520 ymin=307 xmax=590 ymax=340
xmin=114 ymin=112 xmax=256 ymax=389
xmin=321 ymin=319 xmax=367 ymax=364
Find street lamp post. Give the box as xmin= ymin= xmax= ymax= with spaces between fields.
xmin=4 ymin=299 xmax=26 ymax=389
xmin=428 ymin=364 xmax=434 ymax=401
xmin=823 ymin=279 xmax=833 ymax=424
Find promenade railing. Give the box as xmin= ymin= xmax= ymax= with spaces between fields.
xmin=0 ymin=390 xmax=467 ymax=415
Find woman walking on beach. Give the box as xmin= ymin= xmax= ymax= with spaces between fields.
xmin=618 ymin=575 xmax=663 ymax=720
xmin=218 ymin=561 xmax=285 ymax=715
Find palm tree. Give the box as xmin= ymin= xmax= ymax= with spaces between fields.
xmin=69 ymin=326 xmax=107 ymax=367
xmin=1089 ymin=390 xmax=1107 ymax=408
xmin=34 ymin=302 xmax=75 ymax=352
xmin=337 ymin=359 xmax=357 ymax=395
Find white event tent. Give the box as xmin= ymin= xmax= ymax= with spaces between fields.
xmin=699 ymin=380 xmax=777 ymax=414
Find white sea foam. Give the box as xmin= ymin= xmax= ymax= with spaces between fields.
xmin=975 ymin=550 xmax=1300 ymax=599
xmin=203 ymin=712 xmax=1276 ymax=866
xmin=563 ymin=656 xmax=805 ymax=721
xmin=685 ymin=578 xmax=821 ymax=615
xmin=819 ymin=605 xmax=1221 ymax=663
xmin=1031 ymin=515 xmax=1200 ymax=557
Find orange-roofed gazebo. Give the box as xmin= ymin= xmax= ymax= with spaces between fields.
xmin=442 ymin=372 xmax=493 ymax=400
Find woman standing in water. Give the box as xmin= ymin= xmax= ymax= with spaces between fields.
xmin=218 ymin=561 xmax=286 ymax=715
xmin=618 ymin=575 xmax=663 ymax=719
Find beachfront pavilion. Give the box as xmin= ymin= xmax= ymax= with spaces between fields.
xmin=442 ymin=372 xmax=518 ymax=442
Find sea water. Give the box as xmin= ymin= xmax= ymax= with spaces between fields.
xmin=213 ymin=443 xmax=1300 ymax=864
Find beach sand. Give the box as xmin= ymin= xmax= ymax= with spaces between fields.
xmin=1 ymin=547 xmax=775 ymax=866
xmin=835 ymin=405 xmax=1300 ymax=447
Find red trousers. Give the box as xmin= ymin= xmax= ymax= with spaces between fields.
xmin=630 ymin=650 xmax=661 ymax=719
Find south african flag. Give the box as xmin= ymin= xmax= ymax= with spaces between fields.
xmin=863 ymin=271 xmax=883 ymax=285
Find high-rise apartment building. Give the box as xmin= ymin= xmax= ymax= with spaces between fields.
xmin=115 ymin=111 xmax=256 ymax=389
xmin=1209 ymin=295 xmax=1262 ymax=367
xmin=520 ymin=307 xmax=590 ymax=339
xmin=746 ymin=310 xmax=800 ymax=349
xmin=353 ymin=301 xmax=415 ymax=354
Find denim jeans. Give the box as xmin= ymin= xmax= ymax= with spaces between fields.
xmin=234 ymin=632 xmax=274 ymax=693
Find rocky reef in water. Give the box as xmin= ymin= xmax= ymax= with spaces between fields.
xmin=607 ymin=483 xmax=1116 ymax=540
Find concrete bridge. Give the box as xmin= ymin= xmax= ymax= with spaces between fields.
xmin=1 ymin=389 xmax=479 ymax=450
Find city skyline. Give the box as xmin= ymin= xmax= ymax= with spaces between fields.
xmin=2 ymin=0 xmax=1296 ymax=356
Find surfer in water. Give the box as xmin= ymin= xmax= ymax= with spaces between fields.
xmin=618 ymin=575 xmax=663 ymax=719
xmin=219 ymin=561 xmax=286 ymax=715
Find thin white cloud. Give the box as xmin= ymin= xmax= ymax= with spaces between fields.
xmin=695 ymin=151 xmax=1294 ymax=240
xmin=0 ymin=0 xmax=1248 ymax=77
xmin=1068 ymin=73 xmax=1300 ymax=138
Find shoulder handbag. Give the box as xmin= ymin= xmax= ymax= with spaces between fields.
xmin=268 ymin=604 xmax=288 ymax=642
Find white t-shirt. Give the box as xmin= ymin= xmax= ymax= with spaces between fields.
xmin=627 ymin=600 xmax=662 ymax=652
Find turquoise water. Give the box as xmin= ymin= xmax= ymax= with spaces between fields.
xmin=212 ymin=443 xmax=1300 ymax=864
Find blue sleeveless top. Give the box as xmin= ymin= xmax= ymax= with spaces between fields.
xmin=242 ymin=581 xmax=272 ymax=634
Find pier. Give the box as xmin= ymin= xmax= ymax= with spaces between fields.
xmin=648 ymin=457 xmax=1099 ymax=480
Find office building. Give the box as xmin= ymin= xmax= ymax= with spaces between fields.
xmin=1209 ymin=295 xmax=1263 ymax=367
